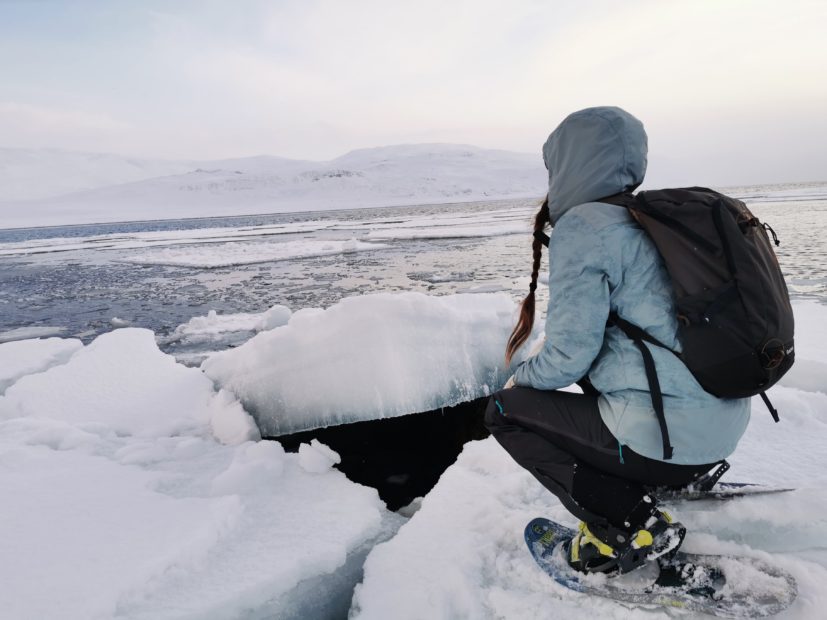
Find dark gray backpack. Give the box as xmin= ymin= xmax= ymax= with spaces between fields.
xmin=603 ymin=188 xmax=795 ymax=460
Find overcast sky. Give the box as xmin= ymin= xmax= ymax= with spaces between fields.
xmin=1 ymin=0 xmax=825 ymax=185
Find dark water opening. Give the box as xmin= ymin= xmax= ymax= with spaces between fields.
xmin=271 ymin=397 xmax=491 ymax=511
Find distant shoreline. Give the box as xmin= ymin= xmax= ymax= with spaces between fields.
xmin=3 ymin=180 xmax=826 ymax=234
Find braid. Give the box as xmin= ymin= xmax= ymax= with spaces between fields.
xmin=505 ymin=196 xmax=549 ymax=364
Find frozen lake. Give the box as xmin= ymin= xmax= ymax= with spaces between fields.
xmin=1 ymin=183 xmax=825 ymax=357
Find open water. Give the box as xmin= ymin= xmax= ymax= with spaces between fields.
xmin=1 ymin=184 xmax=825 ymax=353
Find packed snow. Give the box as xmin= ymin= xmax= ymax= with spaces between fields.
xmin=778 ymin=300 xmax=827 ymax=395
xmin=0 ymin=144 xmax=546 ymax=228
xmin=0 ymin=295 xmax=825 ymax=619
xmin=0 ymin=329 xmax=257 ymax=442
xmin=0 ymin=336 xmax=82 ymax=394
xmin=0 ymin=328 xmax=396 ymax=620
xmin=202 ymin=292 xmax=532 ymax=436
xmin=352 ymin=300 xmax=827 ymax=620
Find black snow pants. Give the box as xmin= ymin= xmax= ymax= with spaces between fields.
xmin=484 ymin=387 xmax=715 ymax=530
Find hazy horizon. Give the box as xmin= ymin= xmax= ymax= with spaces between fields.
xmin=2 ymin=142 xmax=825 ymax=192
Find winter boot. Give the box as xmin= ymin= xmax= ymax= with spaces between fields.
xmin=566 ymin=497 xmax=686 ymax=575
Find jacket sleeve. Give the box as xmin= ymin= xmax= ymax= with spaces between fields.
xmin=512 ymin=212 xmax=611 ymax=390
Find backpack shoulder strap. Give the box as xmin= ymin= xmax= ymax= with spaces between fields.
xmin=608 ymin=312 xmax=679 ymax=356
xmin=608 ymin=312 xmax=676 ymax=460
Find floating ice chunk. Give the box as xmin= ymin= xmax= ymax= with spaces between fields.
xmin=0 ymin=337 xmax=82 ymax=394
xmin=119 ymin=238 xmax=388 ymax=268
xmin=367 ymin=221 xmax=528 ymax=240
xmin=0 ymin=220 xmax=335 ymax=257
xmin=299 ymin=439 xmax=342 ymax=474
xmin=457 ymin=283 xmax=508 ymax=294
xmin=163 ymin=305 xmax=295 ymax=366
xmin=258 ymin=304 xmax=293 ymax=330
xmin=166 ymin=304 xmax=292 ymax=345
xmin=202 ymin=292 xmax=525 ymax=436
xmin=357 ymin=205 xmax=534 ymax=241
xmin=110 ymin=316 xmax=131 ymax=328
xmin=0 ymin=326 xmax=67 ymax=343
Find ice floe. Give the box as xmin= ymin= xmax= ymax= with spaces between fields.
xmin=0 ymin=325 xmax=67 ymax=343
xmin=202 ymin=292 xmax=529 ymax=436
xmin=119 ymin=238 xmax=388 ymax=268
xmin=0 ymin=326 xmax=395 ymax=619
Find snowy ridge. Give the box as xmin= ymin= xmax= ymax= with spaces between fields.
xmin=0 ymin=144 xmax=546 ymax=228
xmin=0 ymin=295 xmax=826 ymax=618
xmin=0 ymin=147 xmax=200 ymax=202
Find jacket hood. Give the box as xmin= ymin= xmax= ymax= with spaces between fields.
xmin=542 ymin=106 xmax=647 ymax=224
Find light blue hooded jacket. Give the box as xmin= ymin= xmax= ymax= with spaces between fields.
xmin=512 ymin=106 xmax=751 ymax=465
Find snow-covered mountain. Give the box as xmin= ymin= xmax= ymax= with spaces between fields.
xmin=0 ymin=144 xmax=547 ymax=228
xmin=0 ymin=148 xmax=200 ymax=202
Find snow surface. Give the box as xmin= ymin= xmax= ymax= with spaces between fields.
xmin=1 ymin=296 xmax=825 ymax=619
xmin=779 ymin=300 xmax=827 ymax=395
xmin=0 ymin=144 xmax=546 ymax=228
xmin=0 ymin=336 xmax=82 ymax=394
xmin=0 ymin=329 xmax=257 ymax=442
xmin=0 ymin=327 xmax=396 ymax=619
xmin=202 ymin=292 xmax=529 ymax=436
xmin=352 ymin=300 xmax=827 ymax=620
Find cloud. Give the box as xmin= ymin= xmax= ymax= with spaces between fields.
xmin=0 ymin=0 xmax=825 ymax=182
xmin=0 ymin=102 xmax=133 ymax=149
